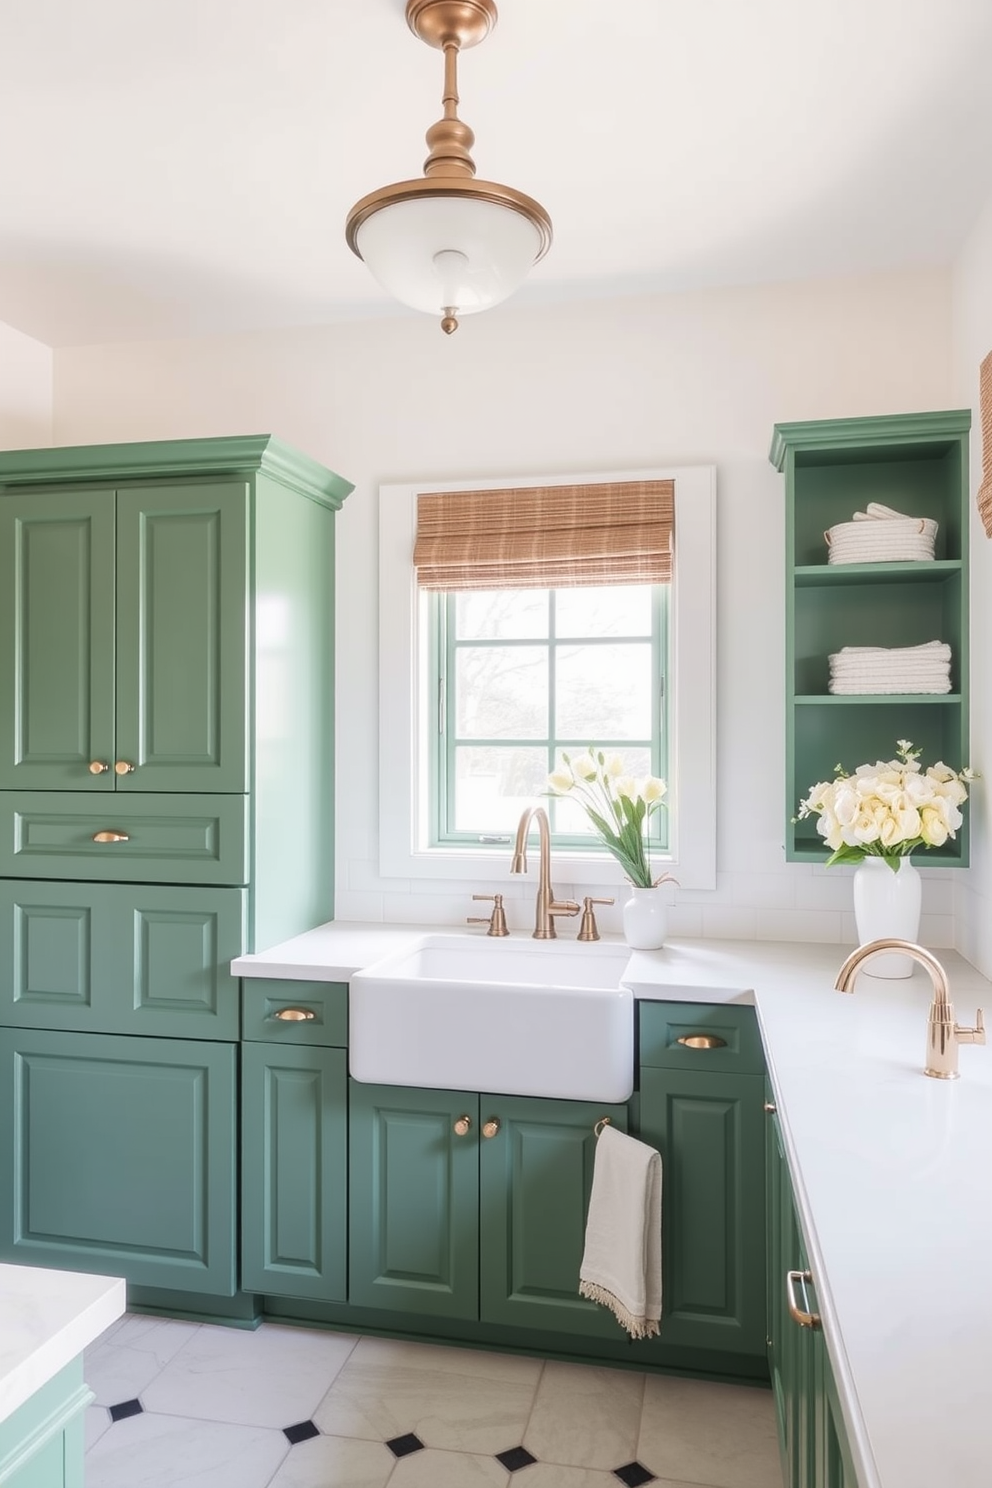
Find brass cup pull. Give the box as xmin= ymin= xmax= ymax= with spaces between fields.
xmin=272 ymin=1007 xmax=316 ymax=1022
xmin=786 ymin=1269 xmax=821 ymax=1330
xmin=114 ymin=760 xmax=135 ymax=775
xmin=482 ymin=1118 xmax=501 ymax=1139
xmin=88 ymin=760 xmax=110 ymax=775
xmin=453 ymin=1115 xmax=472 ymax=1136
xmin=92 ymin=831 xmax=129 ymax=843
xmin=676 ymin=1033 xmax=727 ymax=1050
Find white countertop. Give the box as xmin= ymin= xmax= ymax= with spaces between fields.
xmin=234 ymin=921 xmax=992 ymax=1488
xmin=0 ymin=1263 xmax=125 ymax=1424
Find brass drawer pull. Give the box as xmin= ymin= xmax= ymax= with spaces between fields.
xmin=453 ymin=1115 xmax=472 ymax=1136
xmin=92 ymin=830 xmax=129 ymax=843
xmin=786 ymin=1269 xmax=821 ymax=1330
xmin=676 ymin=1033 xmax=727 ymax=1050
xmin=272 ymin=1007 xmax=316 ymax=1022
xmin=482 ymin=1117 xmax=501 ymax=1139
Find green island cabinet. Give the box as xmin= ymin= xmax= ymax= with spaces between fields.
xmin=770 ymin=410 xmax=970 ymax=863
xmin=766 ymin=1095 xmax=858 ymax=1488
xmin=0 ymin=436 xmax=352 ymax=1297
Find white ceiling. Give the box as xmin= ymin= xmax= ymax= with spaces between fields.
xmin=2 ymin=0 xmax=991 ymax=347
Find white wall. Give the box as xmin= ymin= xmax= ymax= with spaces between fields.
xmin=0 ymin=319 xmax=52 ymax=448
xmin=53 ymin=268 xmax=958 ymax=943
xmin=952 ymin=193 xmax=992 ymax=977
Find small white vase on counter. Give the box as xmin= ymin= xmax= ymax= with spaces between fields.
xmin=622 ymin=886 xmax=669 ymax=950
xmin=852 ymin=856 xmax=922 ymax=978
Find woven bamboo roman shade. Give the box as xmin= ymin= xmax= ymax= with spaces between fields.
xmin=414 ymin=480 xmax=675 ymax=590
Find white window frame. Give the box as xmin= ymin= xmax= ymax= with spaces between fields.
xmin=377 ymin=465 xmax=717 ymax=891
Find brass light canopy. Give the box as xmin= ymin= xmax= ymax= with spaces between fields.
xmin=345 ymin=0 xmax=552 ymax=334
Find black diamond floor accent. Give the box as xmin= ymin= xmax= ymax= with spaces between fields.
xmin=283 ymin=1420 xmax=320 ymax=1445
xmin=614 ymin=1464 xmax=656 ymax=1488
xmin=109 ymin=1398 xmax=143 ymax=1423
xmin=386 ymin=1432 xmax=425 ymax=1459
xmin=496 ymin=1445 xmax=538 ymax=1472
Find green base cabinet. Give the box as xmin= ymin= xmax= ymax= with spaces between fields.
xmin=771 ymin=409 xmax=971 ymax=865
xmin=0 ymin=1362 xmax=90 ymax=1488
xmin=766 ymin=1097 xmax=859 ymax=1487
xmin=349 ymin=1081 xmax=629 ymax=1340
xmin=0 ymin=1028 xmax=236 ymax=1296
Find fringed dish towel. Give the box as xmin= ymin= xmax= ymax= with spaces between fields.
xmin=579 ymin=1125 xmax=662 ymax=1339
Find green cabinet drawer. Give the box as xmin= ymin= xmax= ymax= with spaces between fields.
xmin=0 ymin=879 xmax=244 ymax=1039
xmin=0 ymin=792 xmax=248 ymax=884
xmin=638 ymin=1001 xmax=764 ymax=1075
xmin=241 ymin=979 xmax=348 ymax=1047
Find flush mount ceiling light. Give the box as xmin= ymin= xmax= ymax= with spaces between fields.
xmin=345 ymin=0 xmax=552 ymax=335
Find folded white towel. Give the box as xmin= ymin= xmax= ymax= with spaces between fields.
xmin=830 ymin=641 xmax=951 ymax=663
xmin=579 ymin=1125 xmax=662 ymax=1340
xmin=829 ymin=679 xmax=951 ymax=695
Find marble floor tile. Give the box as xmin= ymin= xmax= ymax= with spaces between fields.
xmin=512 ymin=1465 xmax=642 ymax=1487
xmin=266 ymin=1433 xmax=395 ymax=1488
xmin=142 ymin=1321 xmax=359 ymax=1428
xmin=388 ymin=1446 xmax=510 ymax=1487
xmin=85 ymin=1315 xmax=202 ymax=1404
xmin=85 ymin=1404 xmax=113 ymax=1451
xmin=638 ymin=1375 xmax=783 ymax=1488
xmin=524 ymin=1359 xmax=644 ymax=1470
xmin=313 ymin=1336 xmax=541 ymax=1453
xmin=83 ymin=1410 xmax=290 ymax=1488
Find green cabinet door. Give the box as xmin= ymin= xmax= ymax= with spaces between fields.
xmin=0 ymin=489 xmax=116 ymax=791
xmin=639 ymin=1067 xmax=767 ymax=1358
xmin=479 ymin=1093 xmax=628 ymax=1338
xmin=0 ymin=1028 xmax=236 ymax=1295
xmin=241 ymin=1041 xmax=348 ymax=1302
xmin=349 ymin=1082 xmax=480 ymax=1320
xmin=115 ymin=482 xmax=248 ymax=793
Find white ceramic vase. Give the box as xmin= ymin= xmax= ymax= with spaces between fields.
xmin=622 ymin=886 xmax=668 ymax=950
xmin=851 ymin=857 xmax=922 ymax=978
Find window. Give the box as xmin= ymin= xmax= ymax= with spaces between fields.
xmin=378 ymin=465 xmax=716 ymax=890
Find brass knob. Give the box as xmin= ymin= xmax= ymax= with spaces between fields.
xmin=114 ymin=760 xmax=135 ymax=775
xmin=453 ymin=1115 xmax=472 ymax=1136
xmin=763 ymin=1101 xmax=777 ymax=1114
xmin=273 ymin=1007 xmax=316 ymax=1022
xmin=92 ymin=831 xmax=129 ymax=843
xmin=482 ymin=1118 xmax=501 ymax=1139
xmin=88 ymin=760 xmax=110 ymax=775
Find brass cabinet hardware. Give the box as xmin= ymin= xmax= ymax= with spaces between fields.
xmin=593 ymin=1116 xmax=612 ymax=1138
xmin=482 ymin=1117 xmax=501 ymax=1139
xmin=453 ymin=1115 xmax=472 ymax=1136
xmin=677 ymin=1033 xmax=728 ymax=1050
xmin=88 ymin=760 xmax=110 ymax=774
xmin=467 ymin=892 xmax=509 ymax=936
xmin=272 ymin=1007 xmax=316 ymax=1022
xmin=92 ymin=830 xmax=129 ymax=843
xmin=786 ymin=1269 xmax=821 ymax=1330
xmin=763 ymin=1101 xmax=777 ymax=1113
xmin=114 ymin=760 xmax=135 ymax=775
xmin=577 ymin=896 xmax=615 ymax=942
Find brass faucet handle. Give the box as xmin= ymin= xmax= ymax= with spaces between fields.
xmin=956 ymin=1007 xmax=986 ymax=1046
xmin=577 ymin=896 xmax=615 ymax=942
xmin=467 ymin=893 xmax=509 ymax=936
xmin=549 ymin=898 xmax=580 ymax=920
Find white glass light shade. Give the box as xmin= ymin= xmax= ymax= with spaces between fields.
xmin=355 ymin=194 xmax=544 ymax=317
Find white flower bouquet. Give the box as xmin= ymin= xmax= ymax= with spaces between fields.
xmin=546 ymin=749 xmax=672 ymax=888
xmin=796 ymin=739 xmax=976 ymax=870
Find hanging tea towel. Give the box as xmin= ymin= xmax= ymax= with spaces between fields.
xmin=579 ymin=1124 xmax=662 ymax=1339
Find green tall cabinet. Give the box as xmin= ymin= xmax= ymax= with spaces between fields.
xmin=0 ymin=436 xmax=352 ymax=1295
xmin=771 ymin=410 xmax=970 ymax=864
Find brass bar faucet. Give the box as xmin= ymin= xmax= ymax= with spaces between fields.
xmin=834 ymin=938 xmax=986 ymax=1080
xmin=511 ymin=805 xmax=579 ymax=939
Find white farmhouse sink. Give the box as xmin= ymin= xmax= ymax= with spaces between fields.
xmin=350 ymin=933 xmax=635 ymax=1102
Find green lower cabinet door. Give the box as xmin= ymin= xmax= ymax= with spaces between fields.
xmin=0 ymin=1362 xmax=89 ymax=1488
xmin=241 ymin=1042 xmax=347 ymax=1301
xmin=479 ymin=1094 xmax=629 ymax=1337
xmin=0 ymin=1028 xmax=236 ymax=1295
xmin=768 ymin=1104 xmax=806 ymax=1488
xmin=348 ymin=1082 xmax=479 ymax=1319
xmin=639 ymin=1067 xmax=766 ymax=1357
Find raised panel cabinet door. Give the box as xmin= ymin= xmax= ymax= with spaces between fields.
xmin=0 ymin=1028 xmax=237 ymax=1295
xmin=241 ymin=1042 xmax=347 ymax=1301
xmin=114 ymin=482 xmax=249 ymax=792
xmin=348 ymin=1081 xmax=479 ymax=1320
xmin=639 ymin=1067 xmax=766 ymax=1358
xmin=0 ymin=489 xmax=116 ymax=791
